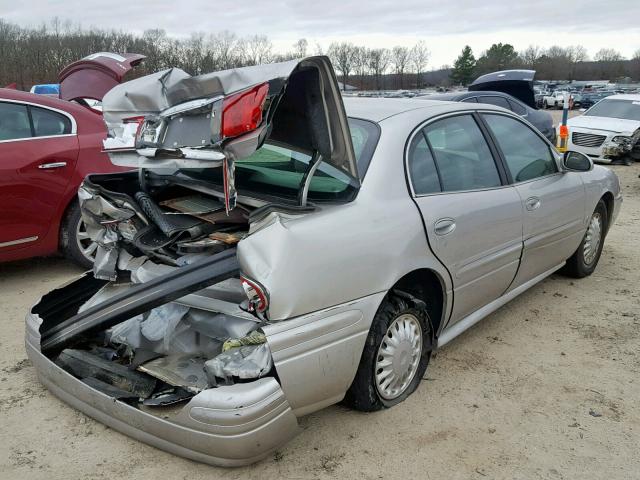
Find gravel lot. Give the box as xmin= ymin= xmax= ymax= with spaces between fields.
xmin=1 ymin=160 xmax=638 ymax=480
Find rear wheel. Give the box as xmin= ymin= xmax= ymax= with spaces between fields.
xmin=343 ymin=292 xmax=433 ymax=412
xmin=561 ymin=200 xmax=607 ymax=278
xmin=60 ymin=201 xmax=97 ymax=270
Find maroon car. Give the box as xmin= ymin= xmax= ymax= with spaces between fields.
xmin=0 ymin=53 xmax=143 ymax=268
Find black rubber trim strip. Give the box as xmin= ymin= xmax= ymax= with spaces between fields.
xmin=40 ymin=248 xmax=239 ymax=355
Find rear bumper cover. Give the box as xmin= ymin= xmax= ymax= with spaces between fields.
xmin=26 ymin=311 xmax=300 ymax=467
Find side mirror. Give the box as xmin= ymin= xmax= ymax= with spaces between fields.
xmin=563 ymin=151 xmax=593 ymax=172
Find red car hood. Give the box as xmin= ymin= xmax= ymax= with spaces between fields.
xmin=59 ymin=52 xmax=145 ymax=102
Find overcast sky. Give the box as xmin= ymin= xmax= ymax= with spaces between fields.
xmin=2 ymin=0 xmax=639 ymax=67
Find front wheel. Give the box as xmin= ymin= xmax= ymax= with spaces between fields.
xmin=561 ymin=200 xmax=607 ymax=278
xmin=343 ymin=292 xmax=433 ymax=412
xmin=60 ymin=201 xmax=97 ymax=270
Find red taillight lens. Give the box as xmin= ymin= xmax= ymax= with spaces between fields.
xmin=240 ymin=275 xmax=269 ymax=314
xmin=221 ymin=83 xmax=269 ymax=139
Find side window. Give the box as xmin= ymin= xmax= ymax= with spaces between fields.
xmin=460 ymin=96 xmax=478 ymax=103
xmin=478 ymin=95 xmax=511 ymax=110
xmin=423 ymin=115 xmax=501 ymax=192
xmin=483 ymin=113 xmax=557 ymax=182
xmin=0 ymin=102 xmax=32 ymax=141
xmin=30 ymin=106 xmax=72 ymax=137
xmin=508 ymin=99 xmax=527 ymax=115
xmin=408 ymin=132 xmax=441 ymax=195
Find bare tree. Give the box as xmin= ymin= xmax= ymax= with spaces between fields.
xmin=292 ymin=38 xmax=308 ymax=58
xmin=520 ymin=45 xmax=542 ymax=67
xmin=327 ymin=42 xmax=357 ymax=90
xmin=391 ymin=45 xmax=410 ymax=88
xmin=243 ymin=35 xmax=273 ymax=65
xmin=352 ymin=46 xmax=369 ymax=89
xmin=594 ymin=48 xmax=624 ymax=62
xmin=368 ymin=48 xmax=390 ymax=90
xmin=410 ymin=40 xmax=430 ymax=89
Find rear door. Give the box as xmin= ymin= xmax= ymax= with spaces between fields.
xmin=481 ymin=112 xmax=585 ymax=289
xmin=0 ymin=100 xmax=78 ymax=252
xmin=407 ymin=113 xmax=523 ymax=324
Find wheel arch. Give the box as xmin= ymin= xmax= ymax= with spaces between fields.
xmin=385 ymin=268 xmax=447 ymax=340
xmin=600 ymin=191 xmax=614 ymax=233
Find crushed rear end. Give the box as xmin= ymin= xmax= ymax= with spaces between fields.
xmin=26 ymin=56 xmax=358 ymax=466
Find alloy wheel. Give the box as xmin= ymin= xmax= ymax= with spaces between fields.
xmin=75 ymin=219 xmax=98 ymax=264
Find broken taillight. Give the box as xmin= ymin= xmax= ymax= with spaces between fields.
xmin=240 ymin=275 xmax=269 ymax=314
xmin=123 ymin=115 xmax=146 ymax=138
xmin=221 ymin=83 xmax=269 ymax=139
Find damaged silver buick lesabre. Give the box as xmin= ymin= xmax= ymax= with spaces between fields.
xmin=26 ymin=56 xmax=622 ymax=466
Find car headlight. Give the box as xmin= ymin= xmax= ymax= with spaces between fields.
xmin=612 ymin=135 xmax=632 ymax=145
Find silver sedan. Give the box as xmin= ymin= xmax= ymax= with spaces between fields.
xmin=27 ymin=57 xmax=622 ymax=466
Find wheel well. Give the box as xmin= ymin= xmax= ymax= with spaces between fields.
xmin=601 ymin=192 xmax=614 ymax=232
xmin=390 ymin=269 xmax=445 ymax=337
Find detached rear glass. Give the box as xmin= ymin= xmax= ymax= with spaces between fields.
xmin=585 ymin=99 xmax=640 ymax=121
xmin=180 ymin=118 xmax=379 ymax=202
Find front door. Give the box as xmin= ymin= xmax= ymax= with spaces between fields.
xmin=407 ymin=113 xmax=523 ymax=324
xmin=481 ymin=112 xmax=585 ymax=288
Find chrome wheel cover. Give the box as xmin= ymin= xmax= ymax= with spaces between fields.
xmin=75 ymin=219 xmax=97 ymax=263
xmin=583 ymin=212 xmax=602 ymax=265
xmin=375 ymin=313 xmax=423 ymax=400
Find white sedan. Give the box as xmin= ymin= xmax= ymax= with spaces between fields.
xmin=566 ymin=94 xmax=640 ymax=165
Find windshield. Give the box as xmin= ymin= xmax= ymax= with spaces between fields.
xmin=585 ymin=99 xmax=640 ymax=121
xmin=179 ymin=118 xmax=380 ymax=203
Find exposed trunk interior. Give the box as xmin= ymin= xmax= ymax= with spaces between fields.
xmin=34 ymin=170 xmax=280 ymax=413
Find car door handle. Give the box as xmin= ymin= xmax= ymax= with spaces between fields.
xmin=434 ymin=218 xmax=456 ymax=236
xmin=38 ymin=162 xmax=67 ymax=169
xmin=525 ymin=197 xmax=541 ymax=211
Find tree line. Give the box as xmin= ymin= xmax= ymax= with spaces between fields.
xmin=451 ymin=43 xmax=640 ymax=86
xmin=0 ymin=18 xmax=638 ymax=92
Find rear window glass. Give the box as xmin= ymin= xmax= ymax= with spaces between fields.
xmin=478 ymin=96 xmax=511 ymax=110
xmin=181 ymin=118 xmax=380 ymax=203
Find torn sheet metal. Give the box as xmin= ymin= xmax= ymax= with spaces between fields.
xmin=138 ymin=354 xmax=209 ymax=393
xmin=204 ymin=343 xmax=272 ymax=381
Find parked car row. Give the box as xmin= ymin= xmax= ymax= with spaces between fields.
xmin=24 ymin=56 xmax=621 ymax=467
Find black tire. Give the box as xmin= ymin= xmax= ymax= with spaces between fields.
xmin=343 ymin=291 xmax=433 ymax=412
xmin=60 ymin=201 xmax=94 ymax=270
xmin=560 ymin=200 xmax=608 ymax=278
xmin=543 ymin=101 xmax=548 ymax=109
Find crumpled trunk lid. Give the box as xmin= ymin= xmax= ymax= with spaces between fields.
xmin=100 ymin=56 xmax=358 ymax=199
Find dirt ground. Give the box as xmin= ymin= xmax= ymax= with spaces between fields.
xmin=1 ymin=163 xmax=639 ymax=480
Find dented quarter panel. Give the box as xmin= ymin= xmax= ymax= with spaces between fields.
xmin=238 ymin=105 xmax=455 ymax=323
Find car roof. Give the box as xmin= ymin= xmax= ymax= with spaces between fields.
xmin=343 ymin=96 xmax=504 ymax=122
